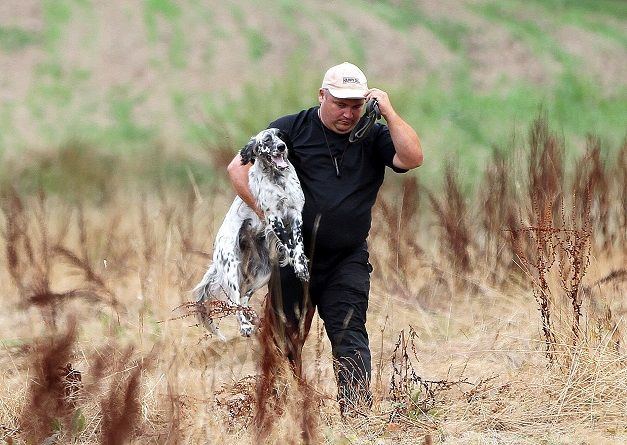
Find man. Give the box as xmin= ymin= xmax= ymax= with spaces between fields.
xmin=227 ymin=62 xmax=423 ymax=411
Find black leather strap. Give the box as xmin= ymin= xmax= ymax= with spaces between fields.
xmin=349 ymin=99 xmax=381 ymax=143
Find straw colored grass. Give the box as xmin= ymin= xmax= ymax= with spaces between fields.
xmin=1 ymin=118 xmax=626 ymax=444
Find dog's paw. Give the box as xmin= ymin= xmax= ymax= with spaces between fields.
xmin=239 ymin=322 xmax=256 ymax=337
xmin=276 ymin=244 xmax=290 ymax=266
xmin=214 ymin=329 xmax=227 ymax=342
xmin=294 ymin=258 xmax=310 ymax=282
xmin=298 ymin=270 xmax=310 ymax=282
xmin=197 ymin=311 xmax=227 ymax=341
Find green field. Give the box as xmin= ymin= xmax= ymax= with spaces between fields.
xmin=0 ymin=0 xmax=625 ymax=191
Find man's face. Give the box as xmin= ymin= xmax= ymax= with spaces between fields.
xmin=318 ymin=89 xmax=365 ymax=134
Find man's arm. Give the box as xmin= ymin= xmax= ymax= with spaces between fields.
xmin=365 ymin=89 xmax=423 ymax=170
xmin=227 ymin=154 xmax=264 ymax=219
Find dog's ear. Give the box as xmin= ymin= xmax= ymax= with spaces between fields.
xmin=277 ymin=130 xmax=293 ymax=152
xmin=239 ymin=137 xmax=257 ymax=165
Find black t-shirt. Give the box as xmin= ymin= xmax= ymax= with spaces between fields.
xmin=269 ymin=106 xmax=406 ymax=255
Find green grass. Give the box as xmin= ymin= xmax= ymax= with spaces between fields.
xmin=144 ymin=0 xmax=180 ymax=41
xmin=1 ymin=0 xmax=625 ymax=191
xmin=107 ymin=87 xmax=154 ymax=144
xmin=525 ymin=0 xmax=627 ymax=46
xmin=363 ymin=0 xmax=469 ymax=52
xmin=41 ymin=0 xmax=78 ymax=50
xmin=329 ymin=14 xmax=367 ymax=66
xmin=245 ymin=29 xmax=271 ymax=61
xmin=0 ymin=26 xmax=41 ymax=52
xmin=364 ymin=0 xmax=425 ymax=31
xmin=277 ymin=0 xmax=314 ymax=51
xmin=194 ymin=58 xmax=320 ymax=147
xmin=382 ymin=68 xmax=625 ymax=185
xmin=230 ymin=4 xmax=272 ymax=61
xmin=144 ymin=0 xmax=186 ymax=67
xmin=475 ymin=2 xmax=573 ymax=66
xmin=528 ymin=0 xmax=627 ymax=20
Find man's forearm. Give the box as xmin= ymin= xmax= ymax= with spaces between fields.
xmin=227 ymin=154 xmax=264 ymax=219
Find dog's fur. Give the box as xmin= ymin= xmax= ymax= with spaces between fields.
xmin=193 ymin=128 xmax=309 ymax=339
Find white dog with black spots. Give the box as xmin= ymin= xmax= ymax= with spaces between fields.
xmin=193 ymin=128 xmax=309 ymax=339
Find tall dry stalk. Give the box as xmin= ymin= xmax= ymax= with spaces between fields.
xmin=2 ymin=190 xmax=66 ymax=327
xmin=373 ymin=176 xmax=423 ymax=294
xmin=99 ymin=348 xmax=147 ymax=445
xmin=561 ymin=143 xmax=602 ymax=341
xmin=527 ymin=115 xmax=564 ymax=228
xmin=252 ymin=263 xmax=320 ymax=444
xmin=513 ymin=116 xmax=598 ymax=358
xmin=388 ymin=327 xmax=470 ymax=426
xmin=19 ymin=318 xmax=79 ymax=444
xmin=556 ymin=205 xmax=592 ymax=343
xmin=511 ymin=220 xmax=559 ymax=360
xmin=397 ymin=176 xmax=423 ymax=265
xmin=427 ymin=164 xmax=472 ymax=273
xmin=2 ymin=190 xmax=119 ymax=328
xmin=572 ymin=137 xmax=609 ymax=250
xmin=175 ymin=188 xmax=208 ymax=292
xmin=511 ymin=116 xmax=565 ymax=360
xmin=53 ymin=203 xmax=120 ymax=309
xmin=254 ymin=286 xmax=291 ymax=442
xmin=479 ymin=149 xmax=518 ymax=283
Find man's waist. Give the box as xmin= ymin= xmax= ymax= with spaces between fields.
xmin=306 ymin=240 xmax=368 ymax=269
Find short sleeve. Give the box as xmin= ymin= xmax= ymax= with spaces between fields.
xmin=372 ymin=124 xmax=408 ymax=173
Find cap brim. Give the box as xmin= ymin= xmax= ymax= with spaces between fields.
xmin=325 ymin=87 xmax=367 ymax=100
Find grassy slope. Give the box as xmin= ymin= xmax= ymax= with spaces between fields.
xmin=0 ymin=0 xmax=625 ymax=185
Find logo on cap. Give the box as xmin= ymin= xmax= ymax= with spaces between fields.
xmin=343 ymin=77 xmax=360 ymax=84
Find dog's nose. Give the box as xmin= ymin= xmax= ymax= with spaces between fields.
xmin=277 ymin=143 xmax=286 ymax=152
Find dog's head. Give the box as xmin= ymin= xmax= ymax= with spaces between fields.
xmin=240 ymin=128 xmax=292 ymax=170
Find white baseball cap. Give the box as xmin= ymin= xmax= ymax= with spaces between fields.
xmin=321 ymin=62 xmax=368 ymax=99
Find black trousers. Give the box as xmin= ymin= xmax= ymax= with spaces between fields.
xmin=275 ymin=243 xmax=372 ymax=405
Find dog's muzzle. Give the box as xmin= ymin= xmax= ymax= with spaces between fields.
xmin=271 ymin=153 xmax=289 ymax=169
xmin=271 ymin=143 xmax=289 ymax=169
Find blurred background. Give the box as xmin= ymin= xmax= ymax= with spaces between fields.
xmin=1 ymin=0 xmax=625 ymax=193
xmin=1 ymin=3 xmax=626 ymax=443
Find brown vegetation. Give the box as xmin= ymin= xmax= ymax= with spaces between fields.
xmin=0 ymin=117 xmax=626 ymax=444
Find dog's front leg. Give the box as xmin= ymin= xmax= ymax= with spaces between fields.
xmin=267 ymin=215 xmax=290 ymax=266
xmin=290 ymin=217 xmax=309 ymax=282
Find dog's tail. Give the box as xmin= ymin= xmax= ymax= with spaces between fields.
xmin=192 ymin=265 xmax=221 ymax=303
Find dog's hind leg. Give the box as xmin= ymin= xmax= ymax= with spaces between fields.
xmin=236 ymin=265 xmax=271 ymax=337
xmin=198 ymin=313 xmax=226 ymax=341
xmin=216 ymin=259 xmax=255 ymax=337
xmin=192 ymin=265 xmax=226 ymax=341
xmin=236 ymin=289 xmax=256 ymax=337
xmin=237 ymin=236 xmax=273 ymax=337
xmin=238 ymin=266 xmax=272 ymax=336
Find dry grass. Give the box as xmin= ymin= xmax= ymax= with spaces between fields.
xmin=1 ymin=117 xmax=626 ymax=444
